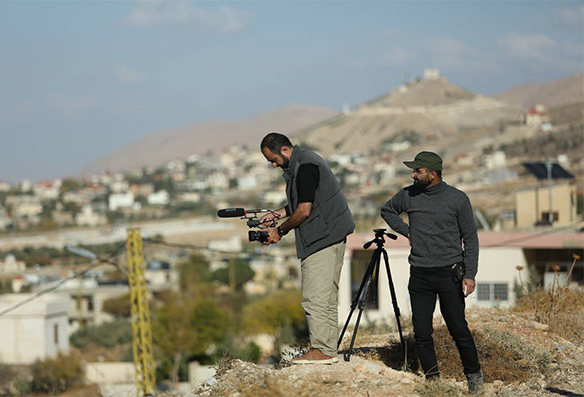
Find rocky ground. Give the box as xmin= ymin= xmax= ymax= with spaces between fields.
xmin=183 ymin=306 xmax=584 ymax=397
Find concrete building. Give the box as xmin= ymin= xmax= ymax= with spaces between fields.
xmin=76 ymin=205 xmax=108 ymax=227
xmin=108 ymin=192 xmax=135 ymax=211
xmin=0 ymin=254 xmax=26 ymax=274
xmin=0 ymin=293 xmax=70 ymax=364
xmin=147 ymin=190 xmax=170 ymax=206
xmin=515 ymin=182 xmax=578 ymax=228
xmin=338 ymin=231 xmax=583 ymax=327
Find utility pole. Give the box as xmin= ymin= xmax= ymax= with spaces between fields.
xmin=127 ymin=228 xmax=156 ymax=396
xmin=546 ymin=161 xmax=554 ymax=225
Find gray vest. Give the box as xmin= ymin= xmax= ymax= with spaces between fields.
xmin=283 ymin=146 xmax=355 ymax=259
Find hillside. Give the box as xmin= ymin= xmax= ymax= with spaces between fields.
xmin=494 ymin=73 xmax=584 ymax=109
xmin=191 ymin=302 xmax=584 ymax=397
xmin=79 ymin=73 xmax=582 ymax=178
xmin=294 ymin=76 xmax=524 ymax=158
xmin=79 ymin=104 xmax=338 ymax=176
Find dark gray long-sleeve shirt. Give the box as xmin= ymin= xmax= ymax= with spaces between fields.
xmin=380 ymin=181 xmax=479 ymax=279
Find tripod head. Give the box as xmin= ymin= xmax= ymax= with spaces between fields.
xmin=363 ymin=228 xmax=398 ymax=249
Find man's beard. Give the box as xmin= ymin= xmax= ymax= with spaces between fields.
xmin=413 ymin=178 xmax=431 ymax=189
xmin=279 ymin=152 xmax=290 ymax=169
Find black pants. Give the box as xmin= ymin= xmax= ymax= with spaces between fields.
xmin=408 ymin=265 xmax=481 ymax=378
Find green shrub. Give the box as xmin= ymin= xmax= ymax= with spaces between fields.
xmin=102 ymin=293 xmax=131 ymax=318
xmin=31 ymin=352 xmax=84 ymax=394
xmin=70 ymin=319 xmax=132 ymax=349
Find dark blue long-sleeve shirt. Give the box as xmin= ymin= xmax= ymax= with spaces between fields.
xmin=380 ymin=181 xmax=479 ymax=280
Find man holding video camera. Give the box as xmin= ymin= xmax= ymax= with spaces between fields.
xmin=380 ymin=151 xmax=483 ymax=394
xmin=259 ymin=132 xmax=355 ymax=364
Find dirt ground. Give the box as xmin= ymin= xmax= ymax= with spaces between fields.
xmin=185 ymin=306 xmax=584 ymax=397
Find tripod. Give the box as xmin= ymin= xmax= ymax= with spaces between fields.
xmin=338 ymin=228 xmax=405 ymax=362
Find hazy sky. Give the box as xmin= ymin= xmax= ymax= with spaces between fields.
xmin=1 ymin=0 xmax=582 ymax=182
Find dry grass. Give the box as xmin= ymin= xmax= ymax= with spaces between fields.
xmin=366 ymin=324 xmax=551 ymax=384
xmin=513 ymin=288 xmax=584 ymax=344
xmin=434 ymin=325 xmax=550 ymax=383
xmin=414 ymin=378 xmax=463 ymax=397
xmin=548 ymin=310 xmax=584 ymax=344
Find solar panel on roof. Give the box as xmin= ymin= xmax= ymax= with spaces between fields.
xmin=522 ymin=162 xmax=575 ymax=180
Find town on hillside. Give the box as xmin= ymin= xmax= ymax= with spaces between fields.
xmin=0 ymin=70 xmax=582 ymax=395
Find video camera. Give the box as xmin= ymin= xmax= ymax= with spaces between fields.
xmin=217 ymin=208 xmax=278 ymax=243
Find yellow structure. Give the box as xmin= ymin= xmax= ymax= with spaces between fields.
xmin=515 ymin=182 xmax=578 ymax=228
xmin=126 ymin=228 xmax=156 ymax=396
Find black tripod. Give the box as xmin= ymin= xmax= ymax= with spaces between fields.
xmin=338 ymin=228 xmax=405 ymax=362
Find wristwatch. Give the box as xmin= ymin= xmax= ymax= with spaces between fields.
xmin=277 ymin=226 xmax=288 ymax=237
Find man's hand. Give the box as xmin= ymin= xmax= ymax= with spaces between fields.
xmin=462 ymin=278 xmax=475 ymax=297
xmin=262 ymin=227 xmax=281 ymax=246
xmin=260 ymin=209 xmax=284 ymax=227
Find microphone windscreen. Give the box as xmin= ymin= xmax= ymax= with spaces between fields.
xmin=217 ymin=208 xmax=246 ymax=218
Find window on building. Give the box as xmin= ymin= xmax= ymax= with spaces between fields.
xmin=477 ymin=283 xmax=509 ymax=302
xmin=541 ymin=212 xmax=559 ymax=222
xmin=54 ymin=324 xmax=59 ymax=345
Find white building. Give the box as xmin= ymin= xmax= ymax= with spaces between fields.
xmin=424 ymin=68 xmax=441 ymax=80
xmin=76 ymin=206 xmax=108 ymax=227
xmin=0 ymin=293 xmax=70 ymax=364
xmin=147 ymin=190 xmax=170 ymax=206
xmin=177 ymin=192 xmax=201 ymax=203
xmin=109 ymin=180 xmax=130 ymax=194
xmin=0 ymin=254 xmax=26 ymax=274
xmin=482 ymin=151 xmax=507 ymax=170
xmin=338 ymin=231 xmax=583 ymax=326
xmin=13 ymin=201 xmax=43 ymax=218
xmin=33 ymin=180 xmax=61 ymax=200
xmin=108 ymin=192 xmax=135 ymax=211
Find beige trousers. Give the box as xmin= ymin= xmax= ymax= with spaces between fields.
xmin=301 ymin=240 xmax=346 ymax=357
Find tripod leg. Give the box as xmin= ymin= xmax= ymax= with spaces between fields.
xmin=343 ymin=249 xmax=382 ymax=361
xmin=382 ymin=249 xmax=406 ymax=362
xmin=338 ymin=249 xmax=378 ymax=348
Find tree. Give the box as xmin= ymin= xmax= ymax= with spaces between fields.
xmin=70 ymin=319 xmax=132 ymax=349
xmin=152 ymin=293 xmax=231 ymax=383
xmin=60 ymin=178 xmax=82 ymax=195
xmin=178 ymin=253 xmax=213 ymax=291
xmin=242 ymin=289 xmax=306 ymax=354
xmin=102 ymin=293 xmax=132 ymax=318
xmin=212 ymin=259 xmax=255 ymax=291
xmin=243 ymin=289 xmax=305 ymax=335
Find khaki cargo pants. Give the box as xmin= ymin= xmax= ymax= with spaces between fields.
xmin=301 ymin=240 xmax=346 ymax=357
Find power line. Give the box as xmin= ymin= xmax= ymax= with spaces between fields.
xmin=143 ymin=238 xmax=291 ymax=259
xmin=480 ymin=220 xmax=584 ymax=248
xmin=0 ymin=244 xmax=126 ymax=318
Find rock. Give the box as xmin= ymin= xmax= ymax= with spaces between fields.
xmin=531 ymin=321 xmax=549 ymax=331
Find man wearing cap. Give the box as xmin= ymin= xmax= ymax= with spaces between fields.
xmin=380 ymin=151 xmax=483 ymax=394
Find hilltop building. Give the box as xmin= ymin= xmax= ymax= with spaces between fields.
xmin=524 ymin=104 xmax=549 ymax=126
xmin=423 ymin=68 xmax=441 ymax=80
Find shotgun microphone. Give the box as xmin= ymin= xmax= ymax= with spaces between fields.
xmin=217 ymin=208 xmax=271 ymax=218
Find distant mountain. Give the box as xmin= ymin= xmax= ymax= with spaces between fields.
xmin=80 ymin=104 xmax=338 ymax=176
xmin=493 ymin=73 xmax=584 ymax=109
xmin=294 ymin=76 xmax=523 ymax=158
